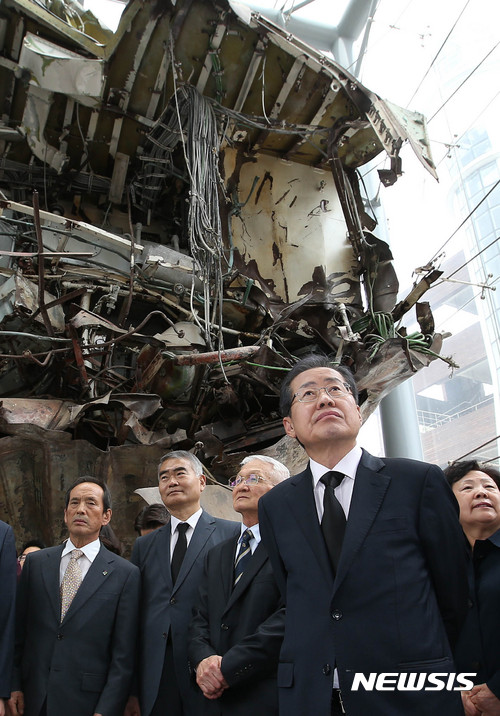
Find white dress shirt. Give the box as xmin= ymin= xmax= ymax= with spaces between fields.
xmin=310 ymin=445 xmax=363 ymax=522
xmin=59 ymin=537 xmax=101 ymax=584
xmin=235 ymin=522 xmax=261 ymax=560
xmin=310 ymin=445 xmax=363 ymax=691
xmin=169 ymin=508 xmax=202 ymax=559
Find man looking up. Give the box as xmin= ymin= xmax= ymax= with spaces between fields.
xmin=9 ymin=477 xmax=140 ymax=716
xmin=127 ymin=450 xmax=239 ymax=716
xmin=189 ymin=455 xmax=289 ymax=715
xmin=259 ymin=353 xmax=469 ymax=716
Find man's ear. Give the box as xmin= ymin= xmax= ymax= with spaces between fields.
xmin=283 ymin=416 xmax=296 ymax=438
xmin=199 ymin=474 xmax=207 ymax=491
xmin=102 ymin=509 xmax=112 ymax=527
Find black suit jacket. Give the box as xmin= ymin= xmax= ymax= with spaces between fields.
xmin=455 ymin=528 xmax=500 ymax=697
xmin=131 ymin=510 xmax=240 ymax=716
xmin=189 ymin=534 xmax=284 ymax=715
xmin=0 ymin=521 xmax=16 ymax=700
xmin=13 ymin=543 xmax=140 ymax=716
xmin=259 ymin=449 xmax=469 ymax=716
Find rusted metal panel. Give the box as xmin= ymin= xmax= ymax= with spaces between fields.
xmin=0 ymin=0 xmax=454 ymax=539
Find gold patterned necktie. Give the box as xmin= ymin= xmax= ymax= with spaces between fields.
xmin=60 ymin=548 xmax=83 ymax=622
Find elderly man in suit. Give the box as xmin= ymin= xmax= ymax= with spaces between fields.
xmin=8 ymin=477 xmax=140 ymax=716
xmin=189 ymin=455 xmax=289 ymax=715
xmin=258 ymin=353 xmax=469 ymax=716
xmin=0 ymin=520 xmax=16 ymax=716
xmin=126 ymin=450 xmax=239 ymax=716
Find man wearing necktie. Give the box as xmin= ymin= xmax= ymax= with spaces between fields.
xmin=9 ymin=477 xmax=140 ymax=716
xmin=127 ymin=451 xmax=239 ymax=716
xmin=258 ymin=353 xmax=469 ymax=716
xmin=189 ymin=455 xmax=289 ymax=715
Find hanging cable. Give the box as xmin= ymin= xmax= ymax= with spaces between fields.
xmin=347 ymin=0 xmax=414 ymax=76
xmin=430 ymin=277 xmax=499 ymax=330
xmin=445 ymin=234 xmax=500 ymax=281
xmin=428 ymin=39 xmax=500 ymax=123
xmin=428 ymin=178 xmax=500 ymax=263
xmin=406 ymin=0 xmax=472 ymax=108
xmin=435 ymin=87 xmax=500 ymax=169
xmin=452 ymin=435 xmax=500 ymax=462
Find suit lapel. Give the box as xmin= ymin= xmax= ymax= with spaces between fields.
xmin=225 ymin=541 xmax=268 ymax=612
xmin=172 ymin=511 xmax=214 ymax=593
xmin=334 ymin=449 xmax=390 ymax=591
xmin=41 ymin=545 xmax=64 ymax=623
xmin=219 ymin=536 xmax=238 ymax=606
xmin=61 ymin=547 xmax=115 ymax=624
xmin=285 ymin=467 xmax=333 ymax=586
xmin=153 ymin=524 xmax=173 ymax=590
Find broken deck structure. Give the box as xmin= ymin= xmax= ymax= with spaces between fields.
xmin=0 ymin=0 xmax=450 ymax=549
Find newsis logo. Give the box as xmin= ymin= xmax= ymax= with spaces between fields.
xmin=351 ymin=673 xmax=476 ymax=692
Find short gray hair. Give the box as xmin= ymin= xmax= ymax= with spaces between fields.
xmin=240 ymin=455 xmax=290 ymax=484
xmin=158 ymin=450 xmax=205 ymax=478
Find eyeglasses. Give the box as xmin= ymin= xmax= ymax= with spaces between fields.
xmin=230 ymin=474 xmax=269 ymax=488
xmin=292 ymin=381 xmax=352 ymax=404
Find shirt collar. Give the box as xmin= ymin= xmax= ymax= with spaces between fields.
xmin=485 ymin=527 xmax=500 ymax=549
xmin=170 ymin=507 xmax=203 ymax=534
xmin=240 ymin=522 xmax=261 ymax=543
xmin=310 ymin=445 xmax=363 ymax=488
xmin=62 ymin=537 xmax=101 ymax=562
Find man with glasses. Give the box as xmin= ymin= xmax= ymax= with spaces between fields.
xmin=126 ymin=451 xmax=239 ymax=716
xmin=258 ymin=353 xmax=469 ymax=716
xmin=189 ymin=455 xmax=289 ymax=715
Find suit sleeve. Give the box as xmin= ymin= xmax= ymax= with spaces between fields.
xmin=94 ymin=564 xmax=141 ymax=716
xmin=220 ymin=604 xmax=285 ymax=687
xmin=0 ymin=524 xmax=16 ymax=699
xmin=258 ymin=495 xmax=287 ymax=601
xmin=418 ymin=465 xmax=469 ymax=650
xmin=188 ymin=551 xmax=218 ymax=670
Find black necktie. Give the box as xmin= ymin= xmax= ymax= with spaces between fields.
xmin=171 ymin=522 xmax=189 ymax=584
xmin=234 ymin=528 xmax=253 ymax=586
xmin=320 ymin=471 xmax=346 ymax=572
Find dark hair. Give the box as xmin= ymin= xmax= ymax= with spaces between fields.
xmin=20 ymin=539 xmax=46 ymax=553
xmin=99 ymin=524 xmax=124 ymax=556
xmin=158 ymin=450 xmax=204 ymax=477
xmin=444 ymin=460 xmax=500 ymax=488
xmin=64 ymin=476 xmax=112 ymax=512
xmin=279 ymin=353 xmax=358 ymax=417
xmin=134 ymin=503 xmax=170 ymax=535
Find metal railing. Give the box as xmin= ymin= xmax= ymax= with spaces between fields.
xmin=417 ymin=396 xmax=494 ymax=431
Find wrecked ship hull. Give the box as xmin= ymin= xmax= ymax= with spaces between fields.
xmin=0 ymin=0 xmax=448 ymax=545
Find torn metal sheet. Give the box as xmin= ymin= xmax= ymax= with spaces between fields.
xmin=0 ymin=0 xmax=453 ymax=538
xmin=0 ymin=272 xmax=65 ymax=331
xmin=19 ymin=32 xmax=105 ymax=101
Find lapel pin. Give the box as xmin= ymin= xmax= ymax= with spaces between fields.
xmin=102 ymin=570 xmax=108 ymax=575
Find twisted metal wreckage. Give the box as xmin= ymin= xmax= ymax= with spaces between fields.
xmin=0 ymin=0 xmax=454 ymax=542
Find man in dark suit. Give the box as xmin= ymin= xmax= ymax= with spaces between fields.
xmin=0 ymin=520 xmax=16 ymax=716
xmin=9 ymin=477 xmax=140 ymax=716
xmin=126 ymin=450 xmax=239 ymax=716
xmin=258 ymin=354 xmax=469 ymax=716
xmin=189 ymin=454 xmax=289 ymax=715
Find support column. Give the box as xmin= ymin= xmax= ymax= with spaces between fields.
xmin=379 ymin=378 xmax=423 ymax=460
